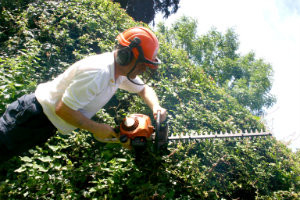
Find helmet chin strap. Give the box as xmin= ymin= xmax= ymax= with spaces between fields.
xmin=126 ymin=59 xmax=145 ymax=86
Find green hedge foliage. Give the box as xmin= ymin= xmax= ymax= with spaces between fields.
xmin=0 ymin=0 xmax=299 ymax=199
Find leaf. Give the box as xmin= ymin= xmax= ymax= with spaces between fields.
xmin=102 ymin=168 xmax=113 ymax=172
xmin=20 ymin=156 xmax=32 ymax=162
xmin=48 ymin=145 xmax=60 ymax=152
xmin=14 ymin=166 xmax=27 ymax=173
xmin=116 ymin=158 xmax=127 ymax=162
xmin=32 ymin=163 xmax=49 ymax=172
xmin=38 ymin=156 xmax=53 ymax=162
xmin=89 ymin=187 xmax=97 ymax=193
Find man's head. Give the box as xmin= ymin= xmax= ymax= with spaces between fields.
xmin=116 ymin=27 xmax=161 ymax=69
xmin=115 ymin=27 xmax=161 ymax=84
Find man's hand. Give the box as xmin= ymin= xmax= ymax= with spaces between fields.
xmin=153 ymin=105 xmax=167 ymax=122
xmin=93 ymin=124 xmax=120 ymax=143
xmin=56 ymin=100 xmax=120 ymax=143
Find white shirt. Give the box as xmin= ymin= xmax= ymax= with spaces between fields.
xmin=35 ymin=52 xmax=144 ymax=134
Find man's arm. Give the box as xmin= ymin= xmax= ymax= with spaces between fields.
xmin=138 ymin=85 xmax=167 ymax=122
xmin=55 ymin=100 xmax=117 ymax=141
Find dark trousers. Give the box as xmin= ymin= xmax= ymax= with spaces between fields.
xmin=0 ymin=94 xmax=57 ymax=163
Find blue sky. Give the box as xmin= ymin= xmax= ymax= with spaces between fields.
xmin=155 ymin=0 xmax=300 ymax=151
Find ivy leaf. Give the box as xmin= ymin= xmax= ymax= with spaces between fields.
xmin=14 ymin=166 xmax=27 ymax=173
xmin=48 ymin=145 xmax=60 ymax=152
xmin=116 ymin=158 xmax=127 ymax=162
xmin=32 ymin=164 xmax=49 ymax=172
xmin=38 ymin=156 xmax=53 ymax=162
xmin=20 ymin=156 xmax=32 ymax=162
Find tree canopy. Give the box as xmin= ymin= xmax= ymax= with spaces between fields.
xmin=112 ymin=0 xmax=180 ymax=24
xmin=0 ymin=0 xmax=299 ymax=199
xmin=157 ymin=16 xmax=276 ymax=115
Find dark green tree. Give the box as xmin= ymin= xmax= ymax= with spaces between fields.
xmin=112 ymin=0 xmax=180 ymax=24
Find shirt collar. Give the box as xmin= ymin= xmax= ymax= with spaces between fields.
xmin=109 ymin=51 xmax=118 ymax=85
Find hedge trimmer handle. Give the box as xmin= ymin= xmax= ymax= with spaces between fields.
xmin=155 ymin=110 xmax=161 ymax=150
xmin=154 ymin=110 xmax=169 ymax=151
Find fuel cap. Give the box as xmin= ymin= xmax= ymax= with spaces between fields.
xmin=121 ymin=117 xmax=139 ymax=131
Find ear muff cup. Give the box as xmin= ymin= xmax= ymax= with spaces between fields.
xmin=116 ymin=37 xmax=141 ymax=66
xmin=116 ymin=47 xmax=133 ymax=66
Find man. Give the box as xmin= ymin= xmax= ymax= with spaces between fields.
xmin=0 ymin=27 xmax=167 ymax=163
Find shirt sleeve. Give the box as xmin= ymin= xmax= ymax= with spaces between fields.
xmin=119 ymin=76 xmax=145 ymax=93
xmin=62 ymin=70 xmax=105 ymax=110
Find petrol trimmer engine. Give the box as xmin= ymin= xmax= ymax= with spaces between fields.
xmin=118 ymin=113 xmax=168 ymax=150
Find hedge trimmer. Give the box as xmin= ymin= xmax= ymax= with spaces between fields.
xmin=101 ymin=111 xmax=272 ymax=150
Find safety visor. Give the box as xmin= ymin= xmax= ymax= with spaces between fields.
xmin=143 ymin=57 xmax=161 ymax=69
xmin=127 ymin=59 xmax=159 ymax=86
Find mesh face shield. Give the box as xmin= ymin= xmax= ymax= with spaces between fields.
xmin=126 ymin=61 xmax=159 ymax=85
xmin=126 ymin=41 xmax=161 ymax=85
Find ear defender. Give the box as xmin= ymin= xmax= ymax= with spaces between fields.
xmin=116 ymin=37 xmax=141 ymax=66
xmin=116 ymin=48 xmax=133 ymax=66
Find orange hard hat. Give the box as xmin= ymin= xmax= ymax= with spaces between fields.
xmin=117 ymin=27 xmax=161 ymax=69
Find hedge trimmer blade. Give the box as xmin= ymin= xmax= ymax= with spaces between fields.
xmin=152 ymin=129 xmax=273 ymax=151
xmin=154 ymin=111 xmax=272 ymax=150
xmin=167 ymin=130 xmax=272 ymax=142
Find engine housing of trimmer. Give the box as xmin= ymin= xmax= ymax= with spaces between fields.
xmin=119 ymin=113 xmax=168 ymax=150
xmin=119 ymin=114 xmax=154 ymax=147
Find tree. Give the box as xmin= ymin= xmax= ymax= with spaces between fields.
xmin=157 ymin=16 xmax=276 ymax=115
xmin=112 ymin=0 xmax=180 ymax=24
